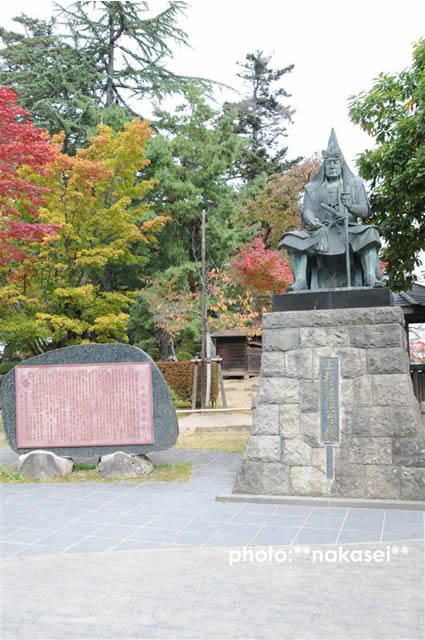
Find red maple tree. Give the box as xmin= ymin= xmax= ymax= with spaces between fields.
xmin=232 ymin=236 xmax=293 ymax=293
xmin=0 ymin=87 xmax=57 ymax=265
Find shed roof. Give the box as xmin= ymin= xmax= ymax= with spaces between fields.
xmin=210 ymin=329 xmax=247 ymax=338
xmin=392 ymin=282 xmax=425 ymax=307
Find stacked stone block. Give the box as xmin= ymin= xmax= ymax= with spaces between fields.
xmin=233 ymin=306 xmax=425 ymax=500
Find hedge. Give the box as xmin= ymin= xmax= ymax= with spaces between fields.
xmin=157 ymin=361 xmax=219 ymax=406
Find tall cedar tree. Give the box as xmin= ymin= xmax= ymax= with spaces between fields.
xmin=349 ymin=38 xmax=425 ymax=290
xmin=0 ymin=16 xmax=100 ymax=154
xmin=56 ymin=1 xmax=209 ymax=106
xmin=0 ymin=3 xmax=209 ymax=153
xmin=0 ymin=87 xmax=57 ymax=266
xmin=224 ymin=51 xmax=297 ymax=182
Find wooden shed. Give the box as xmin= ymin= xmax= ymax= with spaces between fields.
xmin=211 ymin=329 xmax=261 ymax=378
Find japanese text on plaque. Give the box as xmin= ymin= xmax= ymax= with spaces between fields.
xmin=320 ymin=357 xmax=339 ymax=444
xmin=15 ymin=362 xmax=154 ymax=448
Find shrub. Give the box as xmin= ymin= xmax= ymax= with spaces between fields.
xmin=148 ymin=347 xmax=160 ymax=362
xmin=176 ymin=350 xmax=193 ymax=361
xmin=157 ymin=361 xmax=219 ymax=406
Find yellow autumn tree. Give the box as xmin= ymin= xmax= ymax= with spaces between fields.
xmin=0 ymin=119 xmax=168 ymax=354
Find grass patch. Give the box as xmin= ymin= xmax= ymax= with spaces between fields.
xmin=0 ymin=415 xmax=7 ymax=448
xmin=0 ymin=461 xmax=192 ymax=484
xmin=177 ymin=426 xmax=250 ymax=453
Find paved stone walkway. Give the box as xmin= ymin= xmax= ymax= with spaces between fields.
xmin=1 ymin=448 xmax=424 ymax=557
xmin=1 ymin=447 xmax=424 ymax=639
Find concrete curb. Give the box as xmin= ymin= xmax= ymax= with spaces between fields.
xmin=217 ymin=492 xmax=425 ymax=510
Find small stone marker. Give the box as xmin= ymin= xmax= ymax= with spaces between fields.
xmin=1 ymin=343 xmax=178 ymax=459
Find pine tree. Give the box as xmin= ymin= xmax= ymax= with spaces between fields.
xmin=224 ymin=51 xmax=297 ymax=182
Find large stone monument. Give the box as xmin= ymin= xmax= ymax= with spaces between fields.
xmin=1 ymin=343 xmax=178 ymax=477
xmin=233 ymin=131 xmax=425 ymax=501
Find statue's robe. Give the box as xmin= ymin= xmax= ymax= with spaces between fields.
xmin=280 ymin=176 xmax=380 ymax=256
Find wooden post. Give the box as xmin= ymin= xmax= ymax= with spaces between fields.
xmin=200 ymin=209 xmax=207 ymax=409
xmin=191 ymin=358 xmax=201 ymax=410
xmin=212 ymin=357 xmax=227 ymax=408
xmin=205 ymin=333 xmax=211 ymax=408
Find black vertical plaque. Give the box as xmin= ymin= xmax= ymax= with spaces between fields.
xmin=320 ymin=357 xmax=339 ymax=444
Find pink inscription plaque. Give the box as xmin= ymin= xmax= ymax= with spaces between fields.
xmin=15 ymin=363 xmax=154 ymax=448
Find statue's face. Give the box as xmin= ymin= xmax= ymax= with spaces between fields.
xmin=325 ymin=157 xmax=342 ymax=178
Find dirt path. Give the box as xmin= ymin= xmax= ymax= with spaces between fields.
xmin=218 ymin=375 xmax=259 ymax=409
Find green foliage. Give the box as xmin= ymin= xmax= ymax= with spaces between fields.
xmin=0 ymin=15 xmax=100 ymax=154
xmin=144 ymin=85 xmax=249 ymax=279
xmin=176 ymin=350 xmax=193 ymax=361
xmin=147 ymin=347 xmax=161 ymax=362
xmin=0 ymin=361 xmax=20 ymax=374
xmin=1 ymin=3 xmax=210 ymax=152
xmin=128 ymin=271 xmax=200 ymax=360
xmin=56 ymin=0 xmax=210 ymax=105
xmin=348 ymin=38 xmax=425 ymax=290
xmin=224 ymin=51 xmax=298 ymax=182
xmin=0 ymin=464 xmax=24 ymax=481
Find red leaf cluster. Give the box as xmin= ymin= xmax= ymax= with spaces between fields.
xmin=232 ymin=236 xmax=294 ymax=293
xmin=0 ymin=87 xmax=57 ymax=265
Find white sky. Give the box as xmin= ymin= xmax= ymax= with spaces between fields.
xmin=2 ymin=0 xmax=425 ymax=277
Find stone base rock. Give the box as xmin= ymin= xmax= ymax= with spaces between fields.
xmin=233 ymin=306 xmax=425 ymax=500
xmin=17 ymin=450 xmax=73 ymax=479
xmin=98 ymin=452 xmax=154 ymax=478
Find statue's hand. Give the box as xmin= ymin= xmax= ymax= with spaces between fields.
xmin=309 ymin=218 xmax=325 ymax=230
xmin=340 ymin=192 xmax=353 ymax=211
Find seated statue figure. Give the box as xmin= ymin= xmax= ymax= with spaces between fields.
xmin=279 ymin=129 xmax=384 ymax=291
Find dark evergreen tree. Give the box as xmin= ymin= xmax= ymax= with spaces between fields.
xmin=142 ymin=84 xmax=248 ymax=284
xmin=0 ymin=3 xmax=210 ymax=152
xmin=0 ymin=15 xmax=100 ymax=154
xmin=224 ymin=51 xmax=297 ymax=182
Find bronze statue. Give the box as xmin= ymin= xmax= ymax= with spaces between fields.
xmin=279 ymin=129 xmax=384 ymax=291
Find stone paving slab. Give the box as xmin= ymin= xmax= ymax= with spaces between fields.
xmin=1 ymin=447 xmax=424 ymax=558
xmin=1 ymin=542 xmax=424 ymax=639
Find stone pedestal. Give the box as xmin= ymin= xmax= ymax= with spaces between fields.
xmin=233 ymin=306 xmax=425 ymax=500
